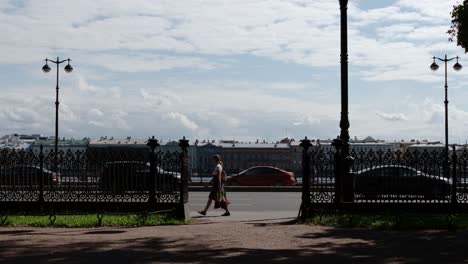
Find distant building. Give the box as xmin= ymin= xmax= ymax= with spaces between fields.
xmin=160 ymin=140 xmax=197 ymax=175
xmin=220 ymin=142 xmax=292 ymax=173
xmin=31 ymin=138 xmax=89 ymax=154
xmin=194 ymin=141 xmax=222 ymax=175
xmin=88 ymin=136 xmax=149 ymax=159
xmin=290 ymin=141 xmax=302 ymax=175
xmin=407 ymin=142 xmax=445 ymax=154
xmin=313 ymin=136 xmax=397 ymax=153
xmin=89 ymin=136 xmax=147 ymax=148
xmin=0 ymin=134 xmax=48 ymax=150
xmin=88 ymin=137 xmax=196 ymax=174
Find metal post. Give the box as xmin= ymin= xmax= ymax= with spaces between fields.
xmin=452 ymin=145 xmax=457 ymax=204
xmin=179 ymin=137 xmax=190 ymax=203
xmin=431 ymin=54 xmax=462 ymax=187
xmin=55 ymin=56 xmax=60 ymax=171
xmin=42 ymin=57 xmax=73 ymax=172
xmin=338 ymin=0 xmax=354 ymax=203
xmin=146 ymin=136 xmax=159 ymax=205
xmin=339 ymin=0 xmax=350 ymax=146
xmin=38 ymin=145 xmax=44 ymax=204
xmin=444 ymin=55 xmax=450 ymax=184
xmin=332 ymin=137 xmax=343 ymax=203
xmin=299 ymin=137 xmax=312 ymax=220
xmin=178 ymin=137 xmax=190 ymax=219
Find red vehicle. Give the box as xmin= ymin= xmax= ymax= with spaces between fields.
xmin=226 ymin=166 xmax=295 ymax=186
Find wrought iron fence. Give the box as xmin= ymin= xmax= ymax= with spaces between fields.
xmin=306 ymin=146 xmax=468 ymax=206
xmin=0 ymin=140 xmax=189 ymax=214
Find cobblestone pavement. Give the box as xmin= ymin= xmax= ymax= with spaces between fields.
xmin=0 ymin=212 xmax=467 ymax=263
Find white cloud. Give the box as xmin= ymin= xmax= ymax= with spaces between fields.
xmin=60 ymin=103 xmax=78 ymax=122
xmin=376 ymin=111 xmax=408 ymax=121
xmin=77 ymin=75 xmax=98 ymax=92
xmin=0 ymin=0 xmax=461 ymax=78
xmin=110 ymin=111 xmax=130 ymax=131
xmin=293 ymin=116 xmax=321 ymax=126
xmin=396 ymin=0 xmax=456 ymax=21
xmin=88 ymin=108 xmax=104 ymax=117
xmin=2 ymin=108 xmax=41 ymax=123
xmin=80 ymin=53 xmax=223 ymax=73
xmin=1 ymin=0 xmax=468 ymax=143
xmin=164 ymin=112 xmax=199 ymax=131
xmin=88 ymin=120 xmax=105 ymax=128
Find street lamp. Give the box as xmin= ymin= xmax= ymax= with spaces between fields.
xmin=332 ymin=0 xmax=354 ymax=203
xmin=430 ymin=54 xmax=462 ymax=202
xmin=42 ymin=57 xmax=73 ymax=169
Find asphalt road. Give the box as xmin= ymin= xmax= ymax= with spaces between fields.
xmin=189 ymin=191 xmax=301 ymax=212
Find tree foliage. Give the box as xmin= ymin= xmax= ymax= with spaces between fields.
xmin=449 ymin=1 xmax=468 ymax=53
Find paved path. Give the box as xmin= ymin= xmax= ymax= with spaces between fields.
xmin=190 ymin=210 xmax=298 ymax=223
xmin=2 ymin=215 xmax=468 ymax=263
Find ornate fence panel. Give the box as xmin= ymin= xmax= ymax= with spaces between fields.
xmin=0 ymin=148 xmax=41 ymax=202
xmin=306 ymin=144 xmax=464 ymax=208
xmin=309 ymin=148 xmax=335 ymax=204
xmin=456 ymin=148 xmax=468 ymax=203
xmin=350 ymin=149 xmax=450 ymax=204
xmin=0 ymin=139 xmax=189 ymax=215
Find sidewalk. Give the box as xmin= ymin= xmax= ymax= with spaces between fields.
xmin=189 ymin=210 xmax=298 ymax=223
xmin=1 ymin=212 xmax=468 ymax=263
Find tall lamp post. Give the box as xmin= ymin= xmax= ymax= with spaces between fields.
xmin=333 ymin=0 xmax=353 ymax=203
xmin=430 ymin=55 xmax=462 ymax=203
xmin=42 ymin=57 xmax=73 ymax=169
xmin=430 ymin=55 xmax=462 ymax=152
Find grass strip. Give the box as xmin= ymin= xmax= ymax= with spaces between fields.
xmin=1 ymin=214 xmax=186 ymax=227
xmin=308 ymin=213 xmax=468 ymax=230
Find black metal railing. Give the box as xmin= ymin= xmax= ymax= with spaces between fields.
xmin=303 ymin=143 xmax=468 ymax=208
xmin=0 ymin=138 xmax=189 ymax=215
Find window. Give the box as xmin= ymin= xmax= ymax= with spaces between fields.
xmin=257 ymin=167 xmax=277 ymax=175
xmin=244 ymin=168 xmax=260 ymax=176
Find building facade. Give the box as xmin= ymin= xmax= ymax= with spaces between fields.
xmin=31 ymin=138 xmax=89 ymax=154
xmin=0 ymin=134 xmax=46 ymax=150
xmin=220 ymin=142 xmax=292 ymax=174
xmin=194 ymin=142 xmax=222 ymax=176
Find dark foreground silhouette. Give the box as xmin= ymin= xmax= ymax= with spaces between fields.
xmin=0 ymin=221 xmax=467 ymax=263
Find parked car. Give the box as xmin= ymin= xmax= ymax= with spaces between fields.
xmin=352 ymin=165 xmax=451 ymax=199
xmin=225 ymin=166 xmax=295 ymax=186
xmin=0 ymin=166 xmax=60 ymax=186
xmin=99 ymin=161 xmax=181 ymax=193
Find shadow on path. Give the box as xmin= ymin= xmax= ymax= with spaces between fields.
xmin=1 ymin=225 xmax=468 ymax=263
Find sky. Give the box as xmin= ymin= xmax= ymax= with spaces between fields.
xmin=1 ymin=0 xmax=467 ymax=143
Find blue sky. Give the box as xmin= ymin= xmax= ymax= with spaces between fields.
xmin=0 ymin=0 xmax=467 ymax=143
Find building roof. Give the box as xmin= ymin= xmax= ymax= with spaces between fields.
xmin=89 ymin=137 xmax=146 ymax=146
xmin=32 ymin=138 xmax=89 ymax=147
xmin=197 ymin=142 xmax=221 ymax=148
xmin=220 ymin=143 xmax=290 ymax=149
xmin=408 ymin=143 xmax=445 ymax=148
xmin=362 ymin=136 xmax=377 ymax=143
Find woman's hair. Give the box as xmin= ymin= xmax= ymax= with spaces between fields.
xmin=213 ymin=154 xmax=222 ymax=165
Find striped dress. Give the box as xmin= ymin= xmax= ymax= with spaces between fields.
xmin=209 ymin=163 xmax=230 ymax=209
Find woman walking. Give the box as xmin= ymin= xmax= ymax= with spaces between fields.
xmin=198 ymin=154 xmax=230 ymax=216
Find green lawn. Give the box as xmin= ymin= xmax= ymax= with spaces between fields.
xmin=308 ymin=213 xmax=468 ymax=230
xmin=0 ymin=213 xmax=186 ymax=227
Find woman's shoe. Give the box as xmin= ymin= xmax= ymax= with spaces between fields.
xmin=198 ymin=211 xmax=206 ymax=216
xmin=221 ymin=211 xmax=230 ymax=216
